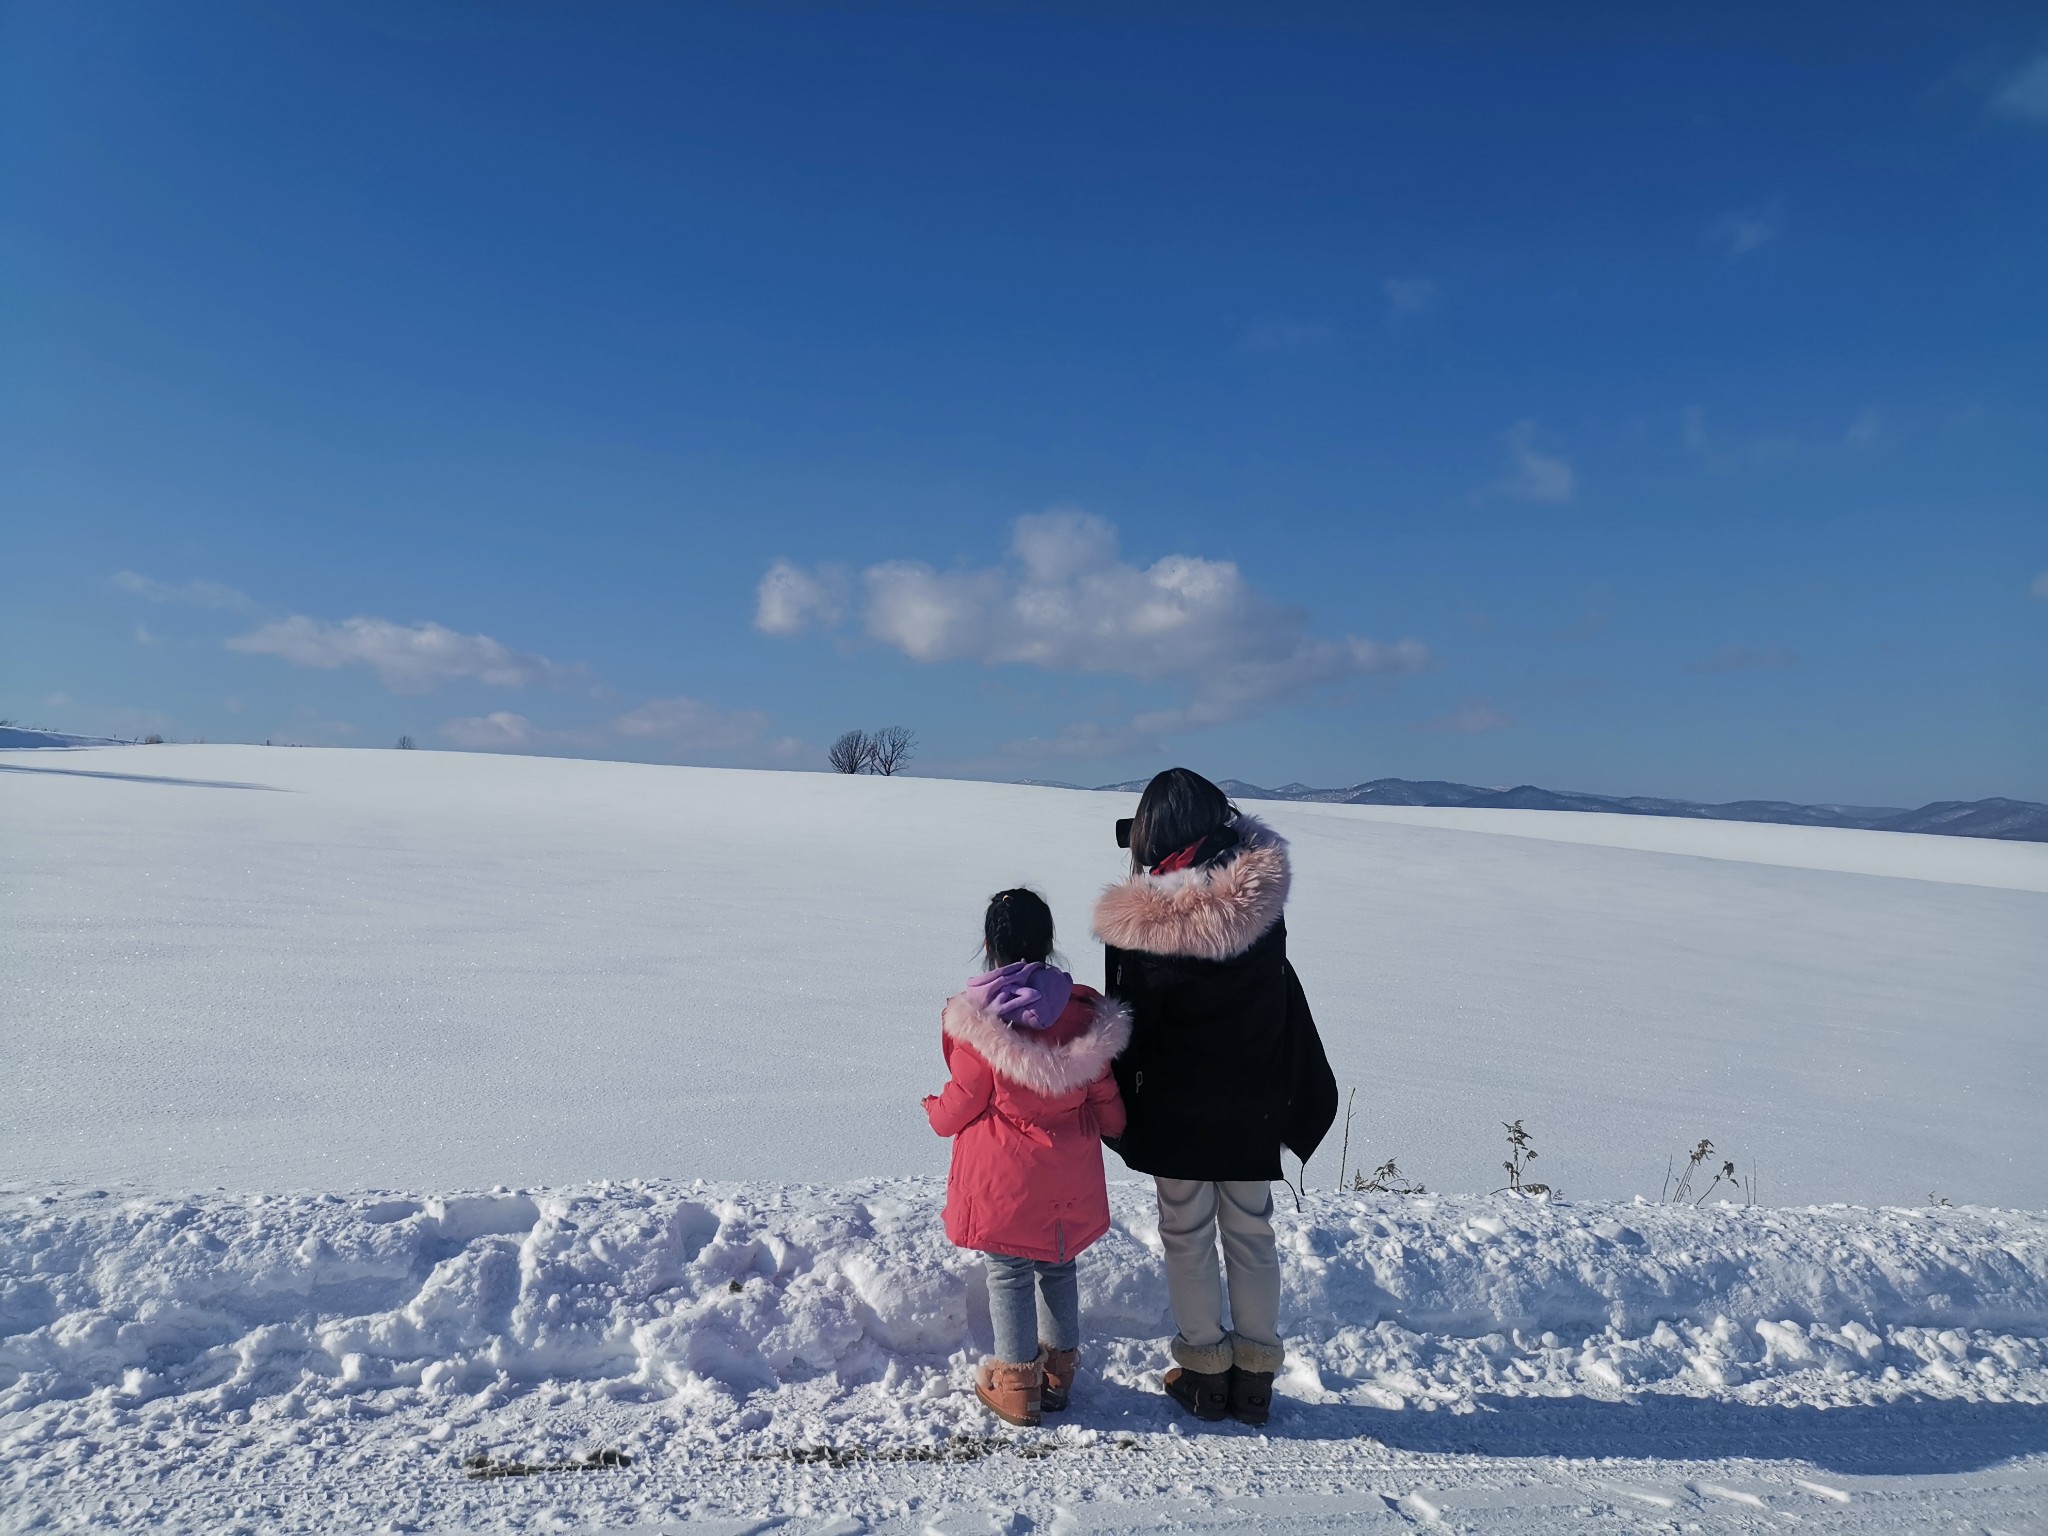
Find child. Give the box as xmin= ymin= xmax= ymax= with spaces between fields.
xmin=924 ymin=888 xmax=1130 ymax=1427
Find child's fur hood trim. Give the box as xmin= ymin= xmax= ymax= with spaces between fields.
xmin=1090 ymin=814 xmax=1290 ymax=962
xmin=940 ymin=992 xmax=1132 ymax=1098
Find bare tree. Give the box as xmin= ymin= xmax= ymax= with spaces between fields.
xmin=828 ymin=729 xmax=873 ymax=774
xmin=396 ymin=735 xmax=416 ymax=750
xmin=869 ymin=725 xmax=916 ymax=776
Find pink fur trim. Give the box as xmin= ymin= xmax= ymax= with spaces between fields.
xmin=1090 ymin=814 xmax=1290 ymax=962
xmin=941 ymin=994 xmax=1132 ymax=1097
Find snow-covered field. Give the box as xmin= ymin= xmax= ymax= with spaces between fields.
xmin=5 ymin=746 xmax=2043 ymax=1207
xmin=4 ymin=745 xmax=2047 ymax=1533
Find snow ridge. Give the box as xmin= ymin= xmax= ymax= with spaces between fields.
xmin=5 ymin=1180 xmax=2044 ymax=1434
xmin=8 ymin=1180 xmax=2048 ymax=1532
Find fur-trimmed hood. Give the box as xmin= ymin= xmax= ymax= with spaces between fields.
xmin=940 ymin=990 xmax=1132 ymax=1098
xmin=1091 ymin=814 xmax=1290 ymax=963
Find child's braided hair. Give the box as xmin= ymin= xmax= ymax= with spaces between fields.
xmin=983 ymin=887 xmax=1055 ymax=968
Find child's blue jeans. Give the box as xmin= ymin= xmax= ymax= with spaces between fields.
xmin=984 ymin=1253 xmax=1079 ymax=1365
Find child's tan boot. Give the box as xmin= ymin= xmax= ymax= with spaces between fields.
xmin=975 ymin=1352 xmax=1044 ymax=1427
xmin=1040 ymin=1347 xmax=1079 ymax=1412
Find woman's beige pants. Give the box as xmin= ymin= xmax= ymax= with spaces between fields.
xmin=1153 ymin=1177 xmax=1284 ymax=1375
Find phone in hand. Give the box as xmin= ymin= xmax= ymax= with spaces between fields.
xmin=1115 ymin=817 xmax=1133 ymax=849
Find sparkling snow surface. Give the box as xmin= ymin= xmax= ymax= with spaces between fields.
xmin=4 ymin=745 xmax=2047 ymax=1533
xmin=3 ymin=745 xmax=2043 ymax=1206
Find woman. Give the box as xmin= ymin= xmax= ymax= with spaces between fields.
xmin=1092 ymin=767 xmax=1338 ymax=1426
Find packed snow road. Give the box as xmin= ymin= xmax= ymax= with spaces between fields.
xmin=3 ymin=745 xmax=2044 ymax=1208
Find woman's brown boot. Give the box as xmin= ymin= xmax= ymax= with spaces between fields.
xmin=1040 ymin=1347 xmax=1079 ymax=1412
xmin=975 ymin=1352 xmax=1044 ymax=1427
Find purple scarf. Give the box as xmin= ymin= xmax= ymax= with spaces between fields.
xmin=964 ymin=960 xmax=1074 ymax=1032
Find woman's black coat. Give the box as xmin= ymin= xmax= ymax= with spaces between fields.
xmin=1093 ymin=818 xmax=1339 ymax=1183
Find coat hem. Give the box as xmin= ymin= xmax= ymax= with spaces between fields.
xmin=950 ymin=1221 xmax=1110 ymax=1267
xmin=1110 ymin=1148 xmax=1287 ymax=1183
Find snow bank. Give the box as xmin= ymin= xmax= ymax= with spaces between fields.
xmin=9 ymin=1180 xmax=2048 ymax=1532
xmin=6 ymin=1180 xmax=2044 ymax=1445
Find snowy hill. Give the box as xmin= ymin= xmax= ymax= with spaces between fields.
xmin=0 ymin=724 xmax=132 ymax=749
xmin=4 ymin=743 xmax=2043 ymax=1207
xmin=4 ymin=743 xmax=2047 ymax=1532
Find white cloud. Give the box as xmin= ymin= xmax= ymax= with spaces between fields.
xmin=1383 ymin=277 xmax=1438 ymax=316
xmin=1684 ymin=644 xmax=1799 ymax=674
xmin=439 ymin=711 xmax=539 ymax=750
xmin=1483 ymin=421 xmax=1577 ymax=503
xmin=1991 ymin=55 xmax=2048 ymax=121
xmin=1845 ymin=408 xmax=1881 ymax=448
xmin=2030 ymin=571 xmax=2048 ymax=601
xmin=1717 ymin=201 xmax=1781 ymax=257
xmin=1133 ymin=636 xmax=1429 ymax=734
xmin=999 ymin=719 xmax=1156 ymax=760
xmin=608 ymin=696 xmax=769 ymax=750
xmin=229 ymin=615 xmax=575 ymax=695
xmin=441 ymin=696 xmax=776 ymax=758
xmin=134 ymin=623 xmax=159 ymax=647
xmin=755 ymin=560 xmax=850 ymax=636
xmin=1680 ymin=410 xmax=1812 ymax=473
xmin=1416 ymin=701 xmax=1515 ymax=734
xmin=767 ymin=509 xmax=1429 ymax=739
xmin=113 ymin=571 xmax=255 ymax=610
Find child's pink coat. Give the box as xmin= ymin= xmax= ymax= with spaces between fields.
xmin=923 ymin=985 xmax=1130 ymax=1263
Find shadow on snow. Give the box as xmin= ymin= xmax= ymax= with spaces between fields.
xmin=1075 ymin=1379 xmax=2048 ymax=1477
xmin=0 ymin=764 xmax=289 ymax=792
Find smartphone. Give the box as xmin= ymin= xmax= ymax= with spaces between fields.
xmin=1115 ymin=817 xmax=1133 ymax=849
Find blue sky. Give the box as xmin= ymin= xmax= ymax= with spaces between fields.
xmin=5 ymin=1 xmax=2045 ymax=804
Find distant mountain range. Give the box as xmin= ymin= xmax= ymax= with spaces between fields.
xmin=1020 ymin=775 xmax=2048 ymax=844
xmin=10 ymin=725 xmax=2040 ymax=844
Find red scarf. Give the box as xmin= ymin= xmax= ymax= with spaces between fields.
xmin=1150 ymin=822 xmax=1242 ymax=875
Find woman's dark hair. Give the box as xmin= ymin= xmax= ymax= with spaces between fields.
xmin=1129 ymin=767 xmax=1235 ymax=871
xmin=984 ymin=887 xmax=1056 ymax=968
